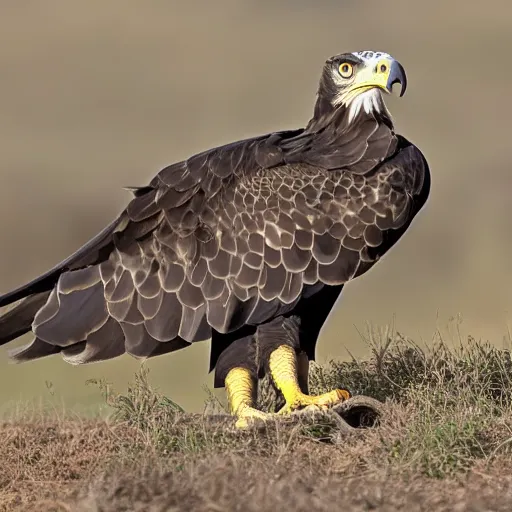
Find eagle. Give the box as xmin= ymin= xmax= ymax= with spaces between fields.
xmin=0 ymin=50 xmax=430 ymax=428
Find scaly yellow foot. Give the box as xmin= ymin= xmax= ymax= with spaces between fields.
xmin=269 ymin=345 xmax=350 ymax=414
xmin=277 ymin=388 xmax=350 ymax=415
xmin=234 ymin=405 xmax=270 ymax=429
xmin=225 ymin=367 xmax=271 ymax=429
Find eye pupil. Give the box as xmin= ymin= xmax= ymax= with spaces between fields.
xmin=339 ymin=63 xmax=352 ymax=77
xmin=380 ymin=64 xmax=387 ymax=72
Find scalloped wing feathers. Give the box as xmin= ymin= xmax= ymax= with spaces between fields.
xmin=0 ymin=122 xmax=429 ymax=365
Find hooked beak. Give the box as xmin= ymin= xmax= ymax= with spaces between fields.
xmin=386 ymin=60 xmax=407 ymax=97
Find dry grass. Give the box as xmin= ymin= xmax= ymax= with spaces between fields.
xmin=4 ymin=329 xmax=512 ymax=511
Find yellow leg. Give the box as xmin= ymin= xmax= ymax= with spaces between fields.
xmin=269 ymin=345 xmax=350 ymax=414
xmin=225 ymin=367 xmax=269 ymax=428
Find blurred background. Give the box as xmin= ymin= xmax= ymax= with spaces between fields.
xmin=0 ymin=0 xmax=511 ymax=414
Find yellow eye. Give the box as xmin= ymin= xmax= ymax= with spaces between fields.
xmin=339 ymin=62 xmax=353 ymax=78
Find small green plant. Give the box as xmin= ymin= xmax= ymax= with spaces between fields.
xmin=87 ymin=365 xmax=189 ymax=454
xmin=385 ymin=386 xmax=490 ymax=479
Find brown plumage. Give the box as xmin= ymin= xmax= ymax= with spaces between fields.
xmin=0 ymin=50 xmax=430 ymax=385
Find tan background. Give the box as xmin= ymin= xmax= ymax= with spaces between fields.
xmin=0 ymin=0 xmax=511 ymax=413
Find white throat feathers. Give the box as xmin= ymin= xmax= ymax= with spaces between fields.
xmin=346 ymin=88 xmax=390 ymax=124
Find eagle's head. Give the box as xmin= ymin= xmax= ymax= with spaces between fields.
xmin=313 ymin=51 xmax=407 ymax=126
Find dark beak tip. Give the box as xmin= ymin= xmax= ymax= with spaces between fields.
xmin=387 ymin=79 xmax=407 ymax=97
xmin=387 ymin=61 xmax=407 ymax=97
xmin=399 ymin=80 xmax=407 ymax=97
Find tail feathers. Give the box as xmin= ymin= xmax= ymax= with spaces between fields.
xmin=10 ymin=321 xmax=192 ymax=365
xmin=0 ymin=292 xmax=51 ymax=346
xmin=8 ymin=337 xmax=62 ymax=363
xmin=10 ymin=316 xmax=127 ymax=365
xmin=5 ymin=262 xmax=193 ymax=366
xmin=1 ymin=223 xmax=200 ymax=366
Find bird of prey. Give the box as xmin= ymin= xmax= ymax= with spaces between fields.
xmin=0 ymin=50 xmax=430 ymax=428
